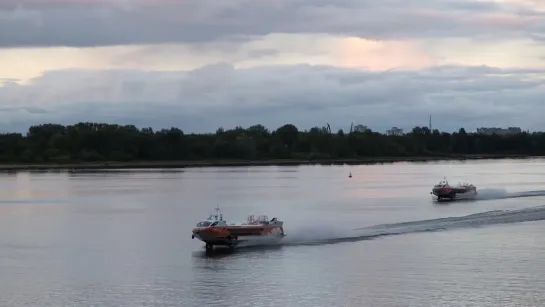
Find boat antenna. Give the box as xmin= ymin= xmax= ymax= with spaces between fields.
xmin=215 ymin=204 xmax=223 ymax=221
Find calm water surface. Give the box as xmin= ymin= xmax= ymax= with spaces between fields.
xmin=2 ymin=159 xmax=545 ymax=306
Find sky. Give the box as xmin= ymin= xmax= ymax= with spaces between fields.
xmin=0 ymin=0 xmax=544 ymax=133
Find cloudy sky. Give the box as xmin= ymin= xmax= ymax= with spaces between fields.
xmin=0 ymin=0 xmax=544 ymax=133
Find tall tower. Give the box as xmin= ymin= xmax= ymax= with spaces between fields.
xmin=429 ymin=114 xmax=432 ymax=131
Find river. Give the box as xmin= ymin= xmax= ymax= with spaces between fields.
xmin=2 ymin=158 xmax=545 ymax=306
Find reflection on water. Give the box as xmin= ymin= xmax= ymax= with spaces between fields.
xmin=1 ymin=159 xmax=545 ymax=306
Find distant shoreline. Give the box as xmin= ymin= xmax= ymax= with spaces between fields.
xmin=0 ymin=155 xmax=541 ymax=171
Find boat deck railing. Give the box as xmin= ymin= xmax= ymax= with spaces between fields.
xmin=247 ymin=214 xmax=269 ymax=224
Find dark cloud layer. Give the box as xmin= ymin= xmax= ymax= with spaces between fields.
xmin=0 ymin=0 xmax=543 ymax=47
xmin=0 ymin=64 xmax=543 ymax=133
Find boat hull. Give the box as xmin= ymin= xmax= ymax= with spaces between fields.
xmin=431 ymin=187 xmax=477 ymax=200
xmin=192 ymin=225 xmax=285 ymax=249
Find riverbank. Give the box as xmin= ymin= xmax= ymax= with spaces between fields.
xmin=0 ymin=154 xmax=541 ymax=171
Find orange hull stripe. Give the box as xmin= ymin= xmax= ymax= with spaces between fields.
xmin=193 ymin=226 xmax=283 ymax=238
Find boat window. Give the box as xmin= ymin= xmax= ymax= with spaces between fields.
xmin=210 ymin=221 xmax=218 ymax=227
xmin=196 ymin=221 xmax=212 ymax=227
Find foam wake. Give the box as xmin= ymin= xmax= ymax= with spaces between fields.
xmin=505 ymin=190 xmax=545 ymax=199
xmin=451 ymin=188 xmax=545 ymax=201
xmin=231 ymin=189 xmax=545 ymax=250
xmin=474 ymin=188 xmax=509 ymax=200
xmin=281 ymin=205 xmax=545 ymax=247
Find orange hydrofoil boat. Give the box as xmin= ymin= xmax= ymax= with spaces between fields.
xmin=192 ymin=205 xmax=285 ymax=251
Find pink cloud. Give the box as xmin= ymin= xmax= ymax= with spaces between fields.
xmin=334 ymin=38 xmax=435 ymax=71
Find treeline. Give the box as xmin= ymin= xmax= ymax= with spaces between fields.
xmin=0 ymin=122 xmax=543 ymax=163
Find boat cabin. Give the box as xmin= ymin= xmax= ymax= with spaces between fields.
xmin=195 ymin=205 xmax=283 ymax=228
xmin=434 ymin=179 xmax=450 ymax=187
xmin=196 ymin=221 xmax=212 ymax=227
xmin=246 ymin=215 xmax=283 ymax=226
xmin=457 ymin=181 xmax=474 ymax=188
xmin=433 ymin=178 xmax=475 ymax=189
xmin=196 ymin=219 xmax=227 ymax=227
xmin=195 ymin=205 xmax=226 ymax=227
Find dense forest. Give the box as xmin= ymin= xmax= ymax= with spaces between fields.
xmin=0 ymin=122 xmax=542 ymax=163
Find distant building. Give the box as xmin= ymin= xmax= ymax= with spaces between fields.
xmin=386 ymin=127 xmax=404 ymax=136
xmin=353 ymin=124 xmax=369 ymax=133
xmin=476 ymin=127 xmax=521 ymax=136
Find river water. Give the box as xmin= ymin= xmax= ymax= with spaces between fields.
xmin=2 ymin=159 xmax=545 ymax=306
